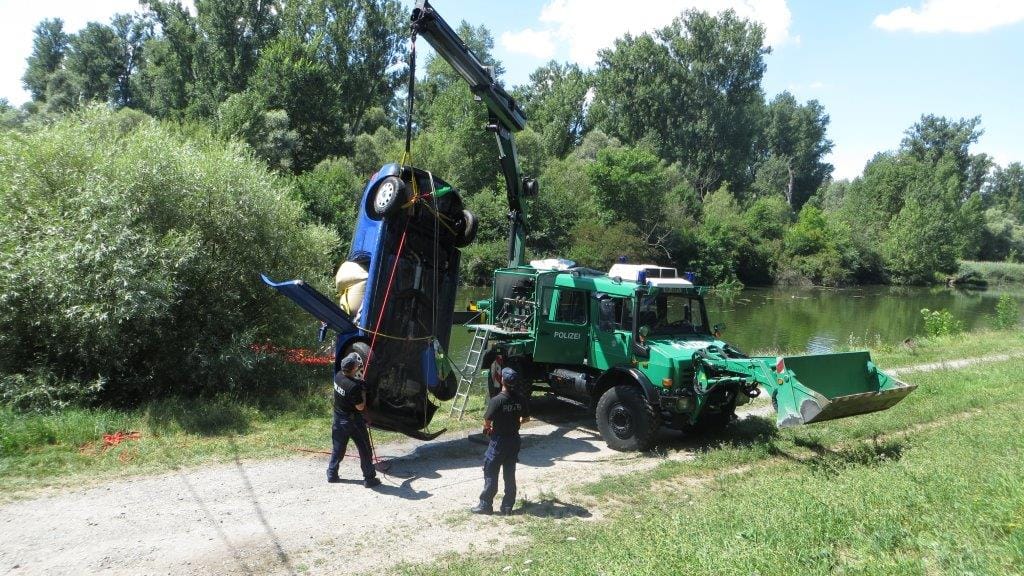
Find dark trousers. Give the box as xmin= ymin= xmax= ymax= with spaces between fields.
xmin=327 ymin=412 xmax=377 ymax=481
xmin=479 ymin=434 xmax=520 ymax=510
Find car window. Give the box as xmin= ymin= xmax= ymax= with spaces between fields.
xmin=546 ymin=288 xmax=587 ymax=325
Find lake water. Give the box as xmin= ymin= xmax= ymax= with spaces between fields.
xmin=446 ymin=285 xmax=1024 ymax=362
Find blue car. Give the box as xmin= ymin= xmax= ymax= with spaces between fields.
xmin=264 ymin=163 xmax=477 ymax=440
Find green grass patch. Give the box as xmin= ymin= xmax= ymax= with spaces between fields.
xmin=396 ymin=358 xmax=1024 ymax=576
xmin=0 ymin=366 xmax=493 ymax=500
xmin=959 ymin=259 xmax=1024 ymax=285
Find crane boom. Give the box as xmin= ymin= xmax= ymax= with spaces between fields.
xmin=411 ymin=0 xmax=536 ymax=268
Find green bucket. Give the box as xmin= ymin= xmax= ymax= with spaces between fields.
xmin=768 ymin=351 xmax=917 ymax=428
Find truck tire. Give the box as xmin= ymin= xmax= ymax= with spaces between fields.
xmin=596 ymin=384 xmax=660 ymax=451
xmin=366 ymin=176 xmax=408 ymax=220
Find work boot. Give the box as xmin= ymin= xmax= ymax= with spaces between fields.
xmin=327 ymin=476 xmax=342 ymax=484
xmin=470 ymin=503 xmax=493 ymax=515
xmin=364 ymin=477 xmax=382 ymax=488
xmin=499 ymin=507 xmax=514 ymax=516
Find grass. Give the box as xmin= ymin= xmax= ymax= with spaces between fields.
xmin=393 ymin=357 xmax=1024 ymax=576
xmin=0 ymin=365 xmax=493 ymax=500
xmin=959 ymin=259 xmax=1024 ymax=286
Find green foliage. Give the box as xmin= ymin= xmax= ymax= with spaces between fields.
xmin=291 ymin=156 xmax=361 ymax=260
xmin=992 ymin=294 xmax=1020 ymax=329
xmin=22 ymin=19 xmax=69 ymax=102
xmin=0 ymin=107 xmax=335 ymax=407
xmin=920 ymin=308 xmax=964 ymax=337
xmin=593 ymin=9 xmax=768 ymax=196
xmin=517 ymin=61 xmax=590 ymax=158
xmin=216 ymin=90 xmax=298 ymax=171
xmin=760 ymin=91 xmax=834 ymax=209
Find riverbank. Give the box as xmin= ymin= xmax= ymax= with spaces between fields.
xmin=957 ymin=259 xmax=1024 ymax=286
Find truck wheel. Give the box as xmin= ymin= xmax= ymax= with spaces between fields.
xmin=596 ymin=385 xmax=660 ymax=451
xmin=453 ymin=209 xmax=478 ymax=248
xmin=366 ymin=176 xmax=408 ymax=220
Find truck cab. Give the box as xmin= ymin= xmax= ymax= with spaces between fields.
xmin=478 ymin=261 xmax=748 ymax=450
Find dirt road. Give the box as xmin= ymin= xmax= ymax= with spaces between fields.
xmin=0 ymin=399 xmax=685 ymax=576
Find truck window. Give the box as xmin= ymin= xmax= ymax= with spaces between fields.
xmin=597 ymin=295 xmax=632 ymax=332
xmin=545 ymin=288 xmax=587 ymax=325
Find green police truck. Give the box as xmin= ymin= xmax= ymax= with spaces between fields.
xmin=467 ymin=262 xmax=915 ymax=451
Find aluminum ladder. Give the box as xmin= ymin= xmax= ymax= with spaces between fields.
xmin=449 ymin=326 xmax=490 ymax=420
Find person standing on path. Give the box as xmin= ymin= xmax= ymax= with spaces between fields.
xmin=327 ymin=352 xmax=381 ymax=488
xmin=472 ymin=367 xmax=529 ymax=515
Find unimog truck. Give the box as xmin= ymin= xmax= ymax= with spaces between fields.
xmin=470 ymin=262 xmax=916 ymax=451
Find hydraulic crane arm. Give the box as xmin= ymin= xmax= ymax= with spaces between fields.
xmin=411 ymin=0 xmax=536 ymax=268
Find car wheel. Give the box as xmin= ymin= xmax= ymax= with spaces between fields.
xmin=453 ymin=209 xmax=478 ymax=248
xmin=595 ymin=384 xmax=660 ymax=451
xmin=341 ymin=341 xmax=371 ymax=379
xmin=366 ymin=176 xmax=408 ymax=220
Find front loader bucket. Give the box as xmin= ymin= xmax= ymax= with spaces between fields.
xmin=770 ymin=351 xmax=916 ymax=428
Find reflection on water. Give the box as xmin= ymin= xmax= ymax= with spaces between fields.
xmin=445 ymin=285 xmax=1024 ymax=362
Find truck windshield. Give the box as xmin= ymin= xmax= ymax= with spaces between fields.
xmin=637 ymin=292 xmax=707 ymax=335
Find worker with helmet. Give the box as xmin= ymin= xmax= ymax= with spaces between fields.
xmin=472 ymin=367 xmax=530 ymax=515
xmin=327 ymin=352 xmax=381 ymax=488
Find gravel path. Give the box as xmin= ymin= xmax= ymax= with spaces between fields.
xmin=3 ymin=352 xmax=1019 ymax=576
xmin=0 ymin=399 xmax=679 ymax=576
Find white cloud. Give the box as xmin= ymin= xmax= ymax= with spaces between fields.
xmin=503 ymin=0 xmax=792 ymax=66
xmin=873 ymin=0 xmax=1024 ymax=33
xmin=500 ymin=28 xmax=557 ymax=60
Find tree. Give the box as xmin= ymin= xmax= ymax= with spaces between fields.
xmin=517 ymin=61 xmax=591 ymax=159
xmin=592 ymin=10 xmax=769 ymax=197
xmin=586 ymin=145 xmax=683 ymax=259
xmin=760 ymin=92 xmax=833 ymax=209
xmin=250 ymin=0 xmax=406 ymax=172
xmin=23 ymin=19 xmax=69 ymax=102
xmin=136 ymin=1 xmax=198 ymax=119
xmin=189 ymin=0 xmax=281 ymax=117
xmin=65 ymin=22 xmax=123 ymax=103
xmin=111 ymin=14 xmax=154 ymax=108
xmin=986 ymin=162 xmax=1024 ymax=220
xmin=883 ymin=158 xmax=962 ymax=283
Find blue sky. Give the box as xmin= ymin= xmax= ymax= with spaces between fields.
xmin=1 ymin=0 xmax=1021 ymax=180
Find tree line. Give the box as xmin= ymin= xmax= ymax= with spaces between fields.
xmin=9 ymin=0 xmax=1024 ymax=287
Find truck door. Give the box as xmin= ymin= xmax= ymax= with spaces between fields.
xmin=533 ymin=287 xmax=589 ymax=364
xmin=592 ymin=294 xmax=633 ymax=369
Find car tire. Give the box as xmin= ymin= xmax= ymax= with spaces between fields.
xmin=453 ymin=209 xmax=478 ymax=248
xmin=595 ymin=384 xmax=660 ymax=451
xmin=341 ymin=341 xmax=371 ymax=379
xmin=366 ymin=176 xmax=408 ymax=220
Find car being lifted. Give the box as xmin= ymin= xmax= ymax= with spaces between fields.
xmin=263 ymin=163 xmax=476 ymax=440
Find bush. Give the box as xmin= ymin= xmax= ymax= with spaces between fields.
xmin=0 ymin=107 xmax=337 ymax=407
xmin=992 ymin=294 xmax=1020 ymax=330
xmin=920 ymin=308 xmax=964 ymax=337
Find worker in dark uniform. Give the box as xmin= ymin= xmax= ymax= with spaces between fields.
xmin=327 ymin=352 xmax=381 ymax=488
xmin=472 ymin=367 xmax=529 ymax=515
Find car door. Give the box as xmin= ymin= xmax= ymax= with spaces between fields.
xmin=533 ymin=286 xmax=590 ymax=364
xmin=591 ymin=294 xmax=633 ymax=369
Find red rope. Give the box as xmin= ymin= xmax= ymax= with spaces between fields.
xmin=364 ymin=222 xmax=410 ymax=375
